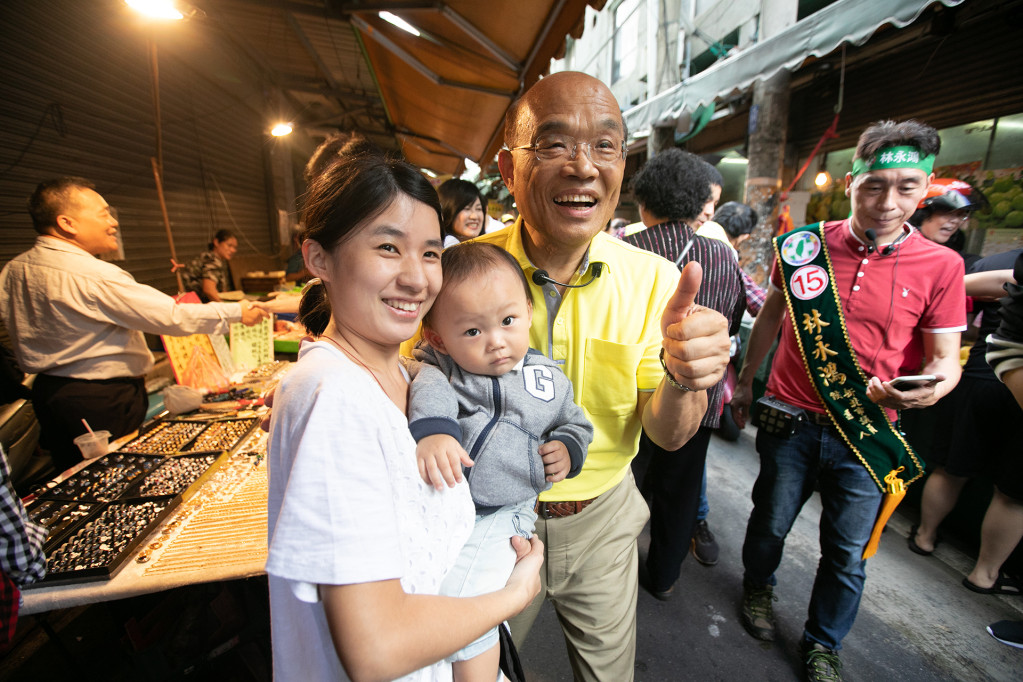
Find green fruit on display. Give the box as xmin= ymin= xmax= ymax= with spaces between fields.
xmin=989 ymin=192 xmax=1008 ymax=207
xmin=994 ymin=201 xmax=1012 ymax=218
xmin=1005 ymin=211 xmax=1023 ymax=228
xmin=1012 ymin=195 xmax=1023 ymax=212
xmin=992 ymin=176 xmax=1016 ymax=193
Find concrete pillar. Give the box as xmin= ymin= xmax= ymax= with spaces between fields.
xmin=743 ymin=69 xmax=790 ymax=285
xmin=741 ymin=0 xmax=798 ymax=286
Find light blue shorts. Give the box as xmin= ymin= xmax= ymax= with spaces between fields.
xmin=440 ymin=499 xmax=537 ymax=662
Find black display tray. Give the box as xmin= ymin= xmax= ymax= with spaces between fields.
xmin=117 ymin=420 xmax=208 ymax=455
xmin=26 ymin=451 xmax=230 ymax=586
xmin=38 ymin=496 xmax=176 ymax=585
xmin=35 ymin=453 xmax=164 ymax=503
xmin=117 ymin=417 xmax=258 ymax=455
xmin=25 ymin=499 xmax=99 ymax=547
xmin=181 ymin=417 xmax=257 ymax=453
xmin=22 ymin=413 xmax=255 ymax=587
xmin=126 ymin=452 xmax=226 ymax=500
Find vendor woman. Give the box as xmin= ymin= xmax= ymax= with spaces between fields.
xmin=183 ymin=229 xmax=238 ymax=301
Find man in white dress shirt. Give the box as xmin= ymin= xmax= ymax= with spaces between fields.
xmin=0 ymin=177 xmax=267 ymax=470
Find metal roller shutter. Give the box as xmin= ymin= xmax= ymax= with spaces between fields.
xmin=0 ymin=0 xmax=276 ymax=301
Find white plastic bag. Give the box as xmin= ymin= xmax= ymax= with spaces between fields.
xmin=162 ymin=384 xmax=203 ymax=415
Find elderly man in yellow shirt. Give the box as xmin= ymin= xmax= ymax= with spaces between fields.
xmin=473 ymin=71 xmax=730 ymax=682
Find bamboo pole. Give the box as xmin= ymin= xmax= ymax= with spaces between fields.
xmin=151 ymin=157 xmax=184 ymax=293
xmin=148 ymin=40 xmax=163 ymax=178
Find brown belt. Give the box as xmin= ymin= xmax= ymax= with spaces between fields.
xmin=534 ymin=498 xmax=596 ymax=520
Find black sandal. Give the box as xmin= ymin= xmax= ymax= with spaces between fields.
xmin=907 ymin=524 xmax=937 ymax=556
xmin=963 ymin=573 xmax=1023 ymax=596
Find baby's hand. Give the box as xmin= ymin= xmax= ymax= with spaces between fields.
xmin=416 ymin=434 xmax=473 ymax=490
xmin=539 ymin=441 xmax=571 ymax=483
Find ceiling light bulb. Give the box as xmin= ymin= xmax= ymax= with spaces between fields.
xmin=379 ymin=11 xmax=421 ymax=37
xmin=271 ymin=123 xmax=293 ymax=137
xmin=126 ymin=0 xmax=184 ymax=20
xmin=814 ymin=171 xmax=831 ymax=188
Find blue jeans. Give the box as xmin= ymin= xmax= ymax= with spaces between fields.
xmin=742 ymin=422 xmax=883 ymax=651
xmin=697 ymin=466 xmax=709 ymax=521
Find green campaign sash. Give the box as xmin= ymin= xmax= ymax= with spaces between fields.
xmin=773 ymin=223 xmax=924 ymax=492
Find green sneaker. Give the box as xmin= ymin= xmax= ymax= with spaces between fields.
xmin=740 ymin=580 xmax=777 ymax=641
xmin=804 ymin=642 xmax=843 ymax=682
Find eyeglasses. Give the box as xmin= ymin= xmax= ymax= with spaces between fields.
xmin=508 ymin=134 xmax=626 ymax=166
xmin=944 ymin=210 xmax=971 ymax=224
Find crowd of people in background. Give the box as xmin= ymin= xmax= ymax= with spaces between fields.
xmin=2 ymin=67 xmax=1021 ymax=681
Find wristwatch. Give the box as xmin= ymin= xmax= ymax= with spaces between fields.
xmin=659 ymin=347 xmax=694 ymax=393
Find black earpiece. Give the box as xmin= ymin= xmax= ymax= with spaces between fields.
xmin=864 ymin=228 xmax=878 ymax=254
xmin=532 ymin=262 xmax=604 ymax=288
xmin=864 ymin=228 xmax=906 ymax=256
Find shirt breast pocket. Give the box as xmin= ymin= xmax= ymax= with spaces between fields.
xmin=582 ymin=338 xmax=644 ymax=416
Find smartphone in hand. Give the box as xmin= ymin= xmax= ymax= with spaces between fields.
xmin=888 ymin=374 xmax=938 ymax=391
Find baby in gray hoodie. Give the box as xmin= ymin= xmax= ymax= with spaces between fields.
xmin=409 ymin=241 xmax=592 ymax=681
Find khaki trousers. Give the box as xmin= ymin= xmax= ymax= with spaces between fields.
xmin=509 ymin=470 xmax=650 ymax=682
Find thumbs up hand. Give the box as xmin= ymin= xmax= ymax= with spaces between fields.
xmin=660 ymin=261 xmax=730 ymax=392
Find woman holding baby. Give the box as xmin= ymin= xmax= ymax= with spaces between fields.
xmin=265 ymin=152 xmax=542 ymax=681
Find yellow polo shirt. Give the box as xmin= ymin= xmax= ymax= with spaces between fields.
xmin=696 ymin=220 xmax=731 ymax=247
xmin=475 ymin=222 xmax=681 ymax=500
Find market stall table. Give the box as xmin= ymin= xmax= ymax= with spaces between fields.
xmin=20 ymin=407 xmax=277 ymax=615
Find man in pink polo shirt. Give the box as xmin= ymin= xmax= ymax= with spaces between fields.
xmin=731 ymin=120 xmax=966 ymax=682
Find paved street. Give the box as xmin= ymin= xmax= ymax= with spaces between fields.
xmin=517 ymin=427 xmax=1022 ymax=681
xmin=4 ymin=427 xmax=1019 ymax=681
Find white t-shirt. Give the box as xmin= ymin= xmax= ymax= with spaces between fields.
xmin=266 ymin=341 xmax=475 ymax=681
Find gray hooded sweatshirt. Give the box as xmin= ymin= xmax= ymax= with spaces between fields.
xmin=409 ymin=344 xmax=593 ymax=513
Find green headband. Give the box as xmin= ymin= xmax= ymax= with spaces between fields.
xmin=851 ymin=146 xmax=935 ymax=176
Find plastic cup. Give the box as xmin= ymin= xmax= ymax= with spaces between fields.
xmin=74 ymin=430 xmax=111 ymax=459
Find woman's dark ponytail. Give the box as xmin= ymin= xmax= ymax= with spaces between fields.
xmin=297 ymin=279 xmax=331 ymax=337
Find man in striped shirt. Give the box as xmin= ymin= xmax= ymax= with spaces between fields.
xmin=624 ymin=148 xmax=746 ymax=596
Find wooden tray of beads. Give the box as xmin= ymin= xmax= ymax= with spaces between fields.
xmin=36 ymin=496 xmax=177 ymax=585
